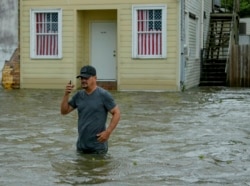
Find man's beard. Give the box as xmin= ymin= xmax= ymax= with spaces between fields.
xmin=81 ymin=83 xmax=88 ymax=89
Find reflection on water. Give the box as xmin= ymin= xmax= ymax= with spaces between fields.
xmin=0 ymin=86 xmax=250 ymax=186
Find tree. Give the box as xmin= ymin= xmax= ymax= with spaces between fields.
xmin=239 ymin=1 xmax=250 ymax=17
xmin=221 ymin=0 xmax=250 ymax=17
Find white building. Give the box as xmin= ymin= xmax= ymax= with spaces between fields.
xmin=239 ymin=18 xmax=250 ymax=45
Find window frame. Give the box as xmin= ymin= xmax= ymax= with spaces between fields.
xmin=132 ymin=4 xmax=167 ymax=59
xmin=30 ymin=9 xmax=62 ymax=59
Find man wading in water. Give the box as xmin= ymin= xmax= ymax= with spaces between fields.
xmin=60 ymin=65 xmax=121 ymax=154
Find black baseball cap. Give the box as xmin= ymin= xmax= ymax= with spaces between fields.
xmin=76 ymin=65 xmax=96 ymax=78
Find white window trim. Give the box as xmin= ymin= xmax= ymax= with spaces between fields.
xmin=30 ymin=9 xmax=62 ymax=59
xmin=132 ymin=4 xmax=167 ymax=59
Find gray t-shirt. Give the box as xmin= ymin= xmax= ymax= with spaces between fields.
xmin=68 ymin=87 xmax=116 ymax=152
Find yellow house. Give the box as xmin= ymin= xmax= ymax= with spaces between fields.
xmin=20 ymin=0 xmax=180 ymax=91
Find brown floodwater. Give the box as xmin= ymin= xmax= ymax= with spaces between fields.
xmin=0 ymin=86 xmax=250 ymax=186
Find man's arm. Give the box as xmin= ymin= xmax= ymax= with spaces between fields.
xmin=60 ymin=82 xmax=75 ymax=115
xmin=106 ymin=106 xmax=121 ymax=134
xmin=97 ymin=105 xmax=121 ymax=142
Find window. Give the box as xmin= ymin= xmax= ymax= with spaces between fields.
xmin=30 ymin=9 xmax=62 ymax=59
xmin=132 ymin=5 xmax=166 ymax=58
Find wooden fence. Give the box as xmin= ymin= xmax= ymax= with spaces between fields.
xmin=228 ymin=45 xmax=250 ymax=87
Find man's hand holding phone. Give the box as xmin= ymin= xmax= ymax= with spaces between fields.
xmin=65 ymin=80 xmax=74 ymax=95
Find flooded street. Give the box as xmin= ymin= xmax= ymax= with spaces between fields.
xmin=0 ymin=86 xmax=250 ymax=186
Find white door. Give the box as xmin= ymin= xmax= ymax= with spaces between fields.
xmin=91 ymin=22 xmax=117 ymax=80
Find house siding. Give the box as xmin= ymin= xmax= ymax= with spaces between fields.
xmin=184 ymin=0 xmax=212 ymax=89
xmin=119 ymin=3 xmax=179 ymax=91
xmin=20 ymin=0 xmax=180 ymax=91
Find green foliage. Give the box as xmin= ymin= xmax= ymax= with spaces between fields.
xmin=239 ymin=1 xmax=250 ymax=17
xmin=221 ymin=0 xmax=250 ymax=17
xmin=199 ymin=155 xmax=205 ymax=160
xmin=221 ymin=0 xmax=234 ymax=11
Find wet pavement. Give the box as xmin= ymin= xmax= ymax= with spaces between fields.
xmin=0 ymin=86 xmax=250 ymax=186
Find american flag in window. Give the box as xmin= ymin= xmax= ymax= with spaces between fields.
xmin=137 ymin=9 xmax=162 ymax=56
xmin=35 ymin=12 xmax=58 ymax=56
